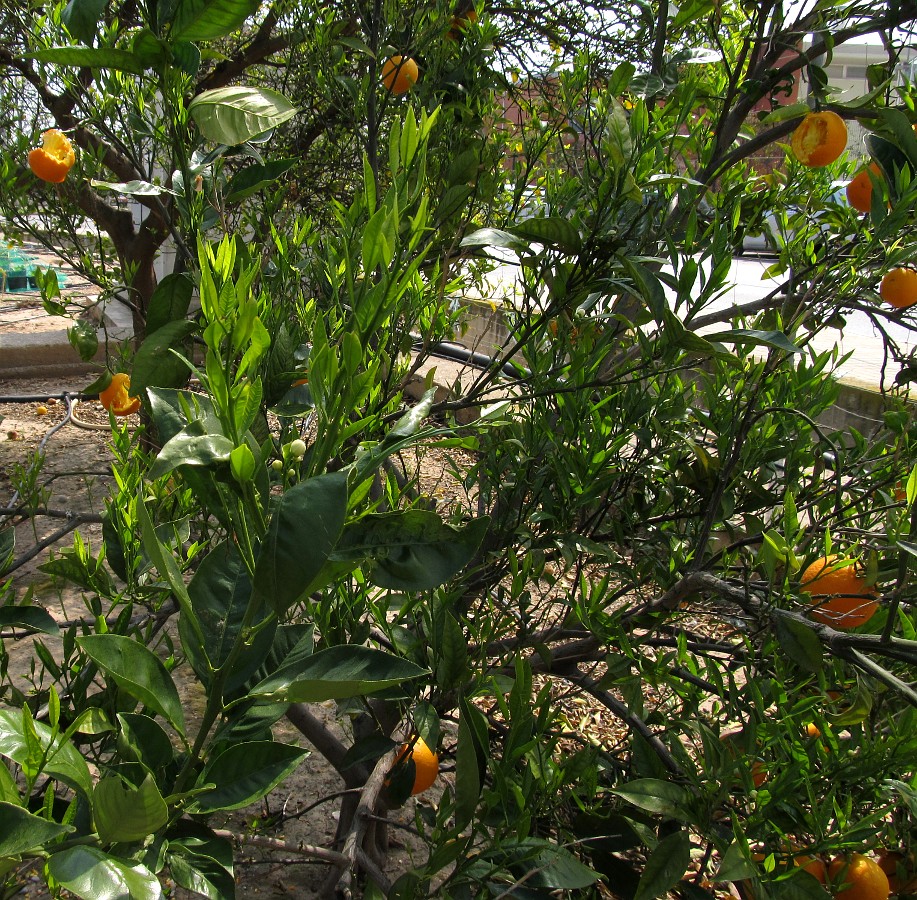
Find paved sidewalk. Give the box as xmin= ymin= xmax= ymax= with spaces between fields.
xmin=724 ymin=258 xmax=917 ymax=391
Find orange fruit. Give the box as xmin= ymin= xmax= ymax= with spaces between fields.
xmin=447 ymin=7 xmax=477 ymax=39
xmin=796 ymin=854 xmax=828 ymax=884
xmin=800 ymin=554 xmax=879 ymax=629
xmin=719 ymin=730 xmax=767 ymax=788
xmin=829 ymin=853 xmax=890 ymax=900
xmin=28 ymin=129 xmax=76 ymax=183
xmin=880 ymin=268 xmax=917 ymax=310
xmin=805 ymin=722 xmax=822 ymax=738
xmin=877 ymin=851 xmax=917 ymax=895
xmin=98 ymin=373 xmax=141 ymax=417
xmin=791 ymin=111 xmax=848 ymax=167
xmin=381 ymin=56 xmax=419 ymax=95
xmin=846 ymin=163 xmax=883 ymax=213
xmin=392 ymin=736 xmax=439 ymax=795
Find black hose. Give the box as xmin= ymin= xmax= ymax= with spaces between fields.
xmin=415 ymin=339 xmax=528 ymax=378
xmin=0 ymin=392 xmax=98 ymax=403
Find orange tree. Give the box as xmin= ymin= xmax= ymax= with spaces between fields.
xmin=2 ymin=0 xmax=917 ymax=897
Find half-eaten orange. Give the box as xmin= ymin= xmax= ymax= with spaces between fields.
xmin=28 ymin=129 xmax=76 ymax=183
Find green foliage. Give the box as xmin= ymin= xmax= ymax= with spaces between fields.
xmin=2 ymin=0 xmax=917 ymax=896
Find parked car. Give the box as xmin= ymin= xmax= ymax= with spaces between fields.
xmin=741 ymin=180 xmax=848 ymax=255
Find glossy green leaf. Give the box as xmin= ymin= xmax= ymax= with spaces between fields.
xmin=190 ymin=741 xmax=307 ymax=813
xmin=633 ymin=830 xmax=692 ymax=900
xmin=46 ymin=847 xmax=162 ymax=900
xmin=62 ymin=0 xmax=106 ymax=44
xmin=77 ymin=635 xmax=185 ymax=735
xmin=0 ymin=710 xmax=92 ymax=797
xmin=117 ymin=714 xmax=175 ymax=772
xmin=146 ymin=274 xmax=194 ymax=336
xmin=146 ymin=387 xmax=220 ymax=446
xmin=171 ymin=0 xmax=260 ymax=42
xmin=493 ymin=838 xmax=600 ymax=890
xmin=0 ymin=606 xmax=59 ymax=635
xmin=774 ymin=616 xmax=824 ymax=673
xmin=167 ymin=851 xmax=235 ymax=900
xmin=29 ymin=47 xmax=147 ymax=75
xmin=252 ymin=472 xmax=348 ymax=615
xmin=91 ymin=179 xmax=171 ymax=197
xmin=93 ymin=775 xmax=169 ymax=845
xmin=0 ymin=760 xmax=19 ymax=804
xmin=131 ymin=320 xmax=196 ymax=399
xmin=611 ymin=778 xmax=694 ymax=822
xmin=0 ymin=802 xmax=72 ymax=855
xmin=454 ymin=696 xmax=488 ymax=831
xmin=508 ymin=216 xmax=581 ymax=254
xmin=249 ymin=644 xmax=427 ymax=702
xmin=148 ymin=424 xmax=233 ymax=481
xmin=68 ymin=321 xmax=99 ymax=363
xmin=714 ymin=841 xmax=757 ymax=882
xmin=459 ymin=227 xmax=529 ymax=252
xmin=182 ymin=541 xmax=275 ymax=692
xmin=332 ymin=512 xmax=488 ymax=592
xmin=0 ymin=529 xmax=13 ymax=575
xmin=188 ymin=86 xmax=297 ymax=146
xmin=704 ymin=329 xmax=801 ymax=354
xmin=225 ymin=158 xmax=298 ymax=202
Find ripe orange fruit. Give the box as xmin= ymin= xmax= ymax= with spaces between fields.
xmin=381 ymin=56 xmax=419 ymax=95
xmin=800 ymin=554 xmax=879 ymax=629
xmin=796 ymin=854 xmax=828 ymax=884
xmin=791 ymin=111 xmax=848 ymax=168
xmin=99 ymin=373 xmax=141 ymax=417
xmin=751 ymin=759 xmax=767 ymax=788
xmin=880 ymin=268 xmax=917 ymax=310
xmin=846 ymin=163 xmax=883 ymax=213
xmin=877 ymin=851 xmax=917 ymax=894
xmin=447 ymin=7 xmax=477 ymax=39
xmin=829 ymin=853 xmax=890 ymax=900
xmin=28 ymin=129 xmax=76 ymax=183
xmin=393 ymin=736 xmax=439 ymax=795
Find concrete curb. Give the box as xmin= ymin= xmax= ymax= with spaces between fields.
xmin=0 ymin=298 xmax=134 ymax=380
xmin=0 ymin=301 xmax=909 ymax=435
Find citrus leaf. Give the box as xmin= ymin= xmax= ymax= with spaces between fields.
xmin=188 ymin=86 xmax=297 ymax=146
xmin=611 ymin=778 xmax=694 ymax=822
xmin=146 ymin=273 xmax=194 ymax=335
xmin=0 ymin=606 xmax=59 ymax=635
xmin=93 ymin=775 xmax=169 ymax=845
xmin=190 ymin=741 xmax=307 ymax=813
xmin=171 ymin=0 xmax=260 ymax=42
xmin=634 ymin=829 xmax=692 ymax=900
xmin=29 ymin=47 xmax=146 ymax=75
xmin=0 ymin=802 xmax=73 ymax=855
xmin=714 ymin=841 xmax=757 ymax=882
xmin=774 ymin=616 xmax=824 ymax=673
xmin=704 ymin=329 xmax=801 ymax=354
xmin=252 ymin=472 xmax=348 ymax=615
xmin=62 ymin=0 xmax=106 ymax=44
xmin=90 ymin=179 xmax=171 ymax=196
xmin=508 ymin=216 xmax=582 ymax=253
xmin=77 ymin=634 xmax=186 ymax=735
xmin=225 ymin=158 xmax=298 ymax=201
xmin=130 ymin=319 xmax=197 ymax=398
xmin=0 ymin=710 xmax=93 ymax=798
xmin=46 ymin=847 xmax=161 ymax=900
xmin=249 ymin=644 xmax=427 ymax=702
